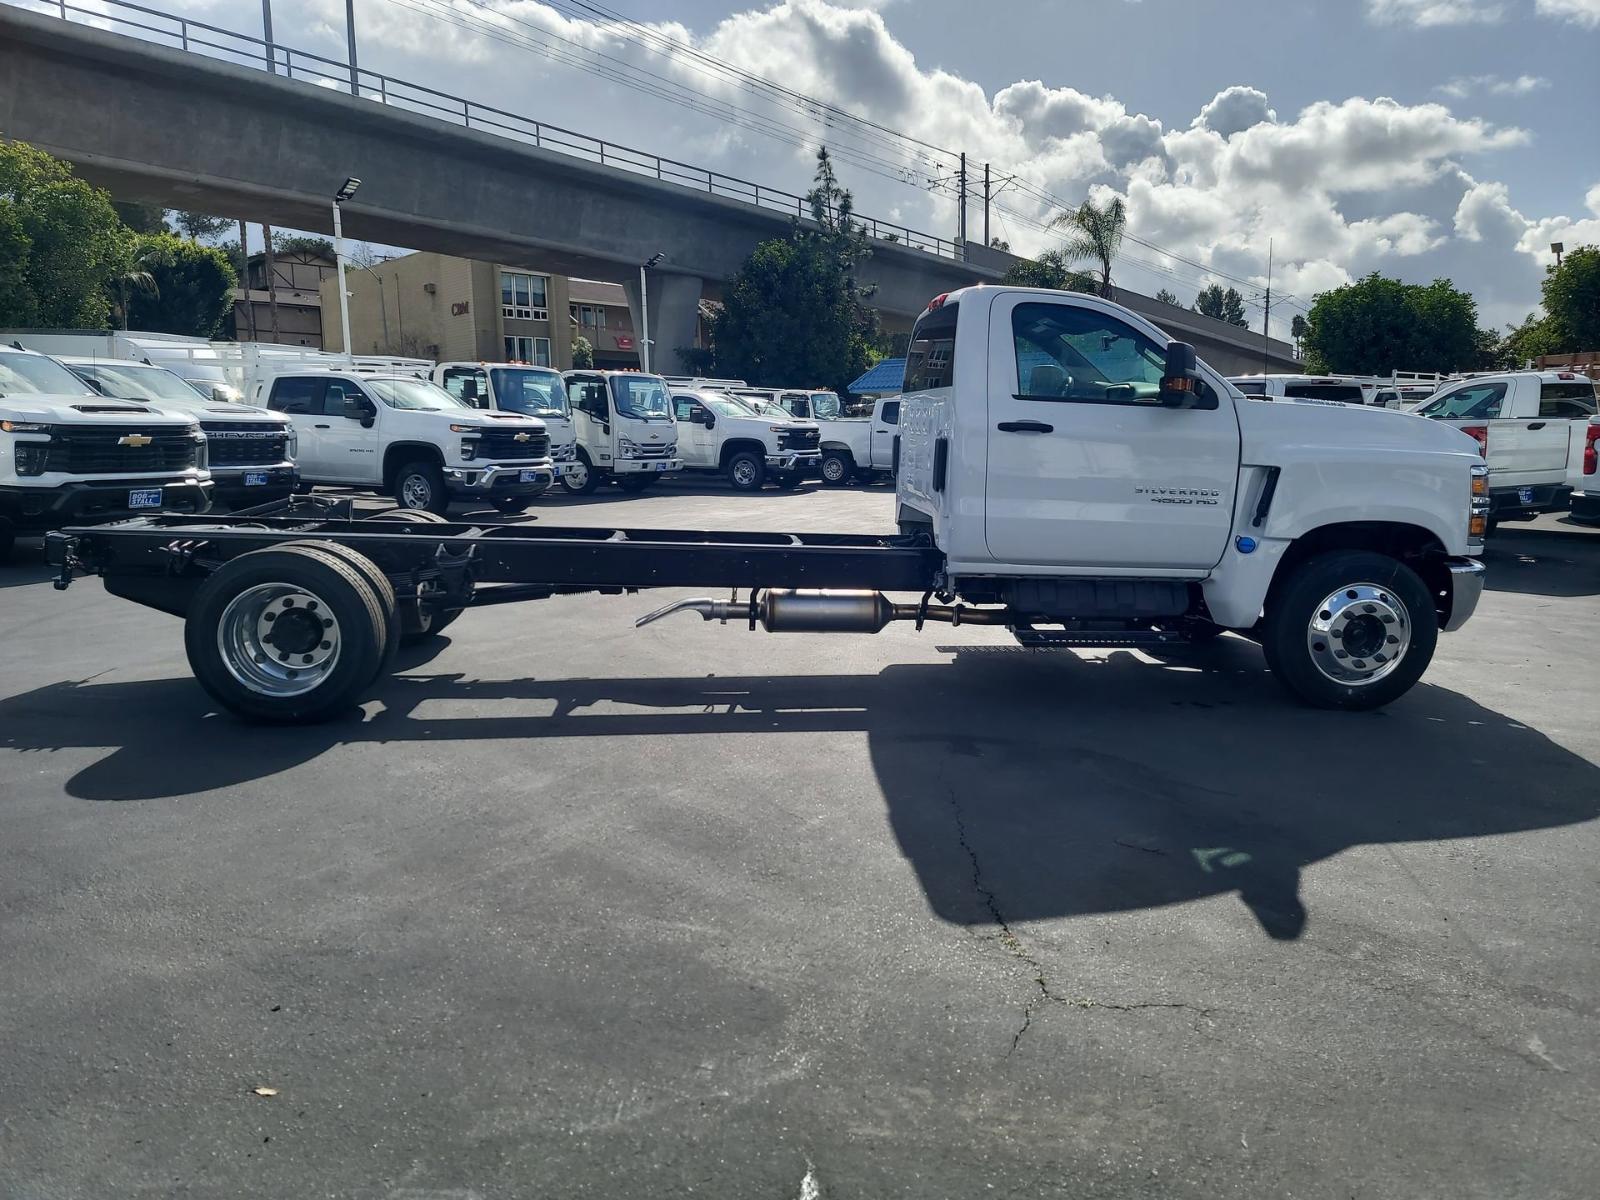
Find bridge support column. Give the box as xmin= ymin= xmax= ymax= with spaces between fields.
xmin=623 ymin=273 xmax=703 ymax=376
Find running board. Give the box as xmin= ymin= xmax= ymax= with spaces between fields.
xmin=1010 ymin=627 xmax=1191 ymax=649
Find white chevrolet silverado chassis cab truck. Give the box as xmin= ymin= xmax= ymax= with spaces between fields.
xmin=885 ymin=287 xmax=1488 ymax=709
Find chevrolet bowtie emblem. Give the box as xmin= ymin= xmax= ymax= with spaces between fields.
xmin=514 ymin=432 xmax=531 ymax=442
xmin=118 ymin=433 xmax=153 ymax=447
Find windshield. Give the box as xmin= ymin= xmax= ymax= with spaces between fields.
xmin=1284 ymin=383 xmax=1363 ymax=404
xmin=366 ymin=378 xmax=469 ymax=412
xmin=489 ymin=368 xmax=569 ymax=418
xmin=611 ymin=375 xmax=672 ymax=420
xmin=74 ymin=363 xmax=204 ymax=406
xmin=809 ymin=392 xmax=843 ymax=420
xmin=0 ymin=351 xmax=96 ymax=397
xmin=1418 ymin=383 xmax=1505 ymax=420
xmin=703 ymin=396 xmax=756 ymax=418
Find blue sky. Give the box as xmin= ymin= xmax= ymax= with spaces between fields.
xmin=150 ymin=0 xmax=1599 ymax=333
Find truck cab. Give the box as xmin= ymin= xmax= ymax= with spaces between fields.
xmin=0 ymin=345 xmax=210 ymax=561
xmin=258 ymin=369 xmax=553 ymax=515
xmin=1228 ymin=374 xmax=1376 ymax=406
xmin=1414 ymin=371 xmax=1598 ymax=520
xmin=433 ymin=361 xmax=579 ymax=483
xmin=560 ymin=370 xmax=681 ymax=494
xmin=670 ymin=389 xmax=820 ymax=490
xmin=59 ymin=357 xmax=296 ymax=509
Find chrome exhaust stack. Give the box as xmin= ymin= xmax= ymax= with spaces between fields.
xmin=635 ymin=589 xmax=1008 ymax=633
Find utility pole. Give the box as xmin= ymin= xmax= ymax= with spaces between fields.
xmin=345 ymin=0 xmax=359 ymax=95
xmin=238 ymin=219 xmax=257 ymax=342
xmin=956 ymin=152 xmax=968 ymax=255
xmin=261 ymin=223 xmax=281 ymax=345
xmin=983 ymin=162 xmax=991 ymax=247
xmin=1262 ymin=238 xmax=1273 ymax=375
xmin=261 ymin=0 xmax=275 ymax=72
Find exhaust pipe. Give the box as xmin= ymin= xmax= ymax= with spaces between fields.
xmin=635 ymin=589 xmax=1009 ymax=633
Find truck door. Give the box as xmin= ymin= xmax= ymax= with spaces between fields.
xmin=439 ymin=365 xmax=492 ymax=410
xmin=869 ymin=400 xmax=900 ymax=469
xmin=266 ymin=376 xmax=331 ymax=479
xmin=984 ymin=295 xmax=1240 ymax=571
xmin=316 ymin=378 xmax=381 ymax=483
xmin=673 ymin=395 xmax=716 ymax=467
xmin=566 ymin=374 xmax=610 ymax=465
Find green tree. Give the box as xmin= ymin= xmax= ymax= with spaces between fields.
xmin=696 ymin=148 xmax=876 ymax=393
xmin=123 ymin=231 xmax=238 ymax=337
xmin=1195 ymin=284 xmax=1249 ymax=327
xmin=1154 ymin=288 xmax=1181 ymax=306
xmin=173 ymin=210 xmax=232 ymax=242
xmin=1001 ymin=249 xmax=1094 ymax=292
xmin=112 ymin=200 xmax=169 ymax=234
xmin=0 ymin=140 xmax=128 ymax=326
xmin=1543 ymin=245 xmax=1600 ymax=350
xmin=1048 ymin=194 xmax=1126 ymax=299
xmin=1499 ymin=312 xmax=1564 ymax=366
xmin=108 ymin=239 xmax=162 ymax=330
xmin=1290 ymin=313 xmax=1308 ymax=355
xmin=274 ymin=234 xmax=336 ymax=260
xmin=571 ymin=335 xmax=594 ymax=369
xmin=1302 ymin=273 xmax=1482 ymax=375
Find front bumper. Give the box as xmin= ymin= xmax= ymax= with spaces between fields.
xmin=1441 ymin=557 xmax=1486 ymax=632
xmin=211 ymin=465 xmax=299 ymax=508
xmin=0 ymin=477 xmax=213 ymax=532
xmin=445 ymin=461 xmax=556 ymax=495
xmin=766 ymin=450 xmax=822 ymax=474
xmin=612 ymin=457 xmax=681 ymax=475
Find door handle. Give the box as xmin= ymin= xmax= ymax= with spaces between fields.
xmin=1527 ymin=422 xmax=1546 ymax=430
xmin=313 ymin=423 xmax=331 ymax=429
xmin=997 ymin=420 xmax=1054 ymax=433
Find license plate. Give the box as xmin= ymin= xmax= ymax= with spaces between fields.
xmin=244 ymin=472 xmax=269 ymax=487
xmin=128 ymin=489 xmax=162 ymax=509
xmin=655 ymin=461 xmax=670 ymax=471
xmin=519 ymin=469 xmax=541 ymax=483
xmin=1518 ymin=486 xmax=1535 ymax=504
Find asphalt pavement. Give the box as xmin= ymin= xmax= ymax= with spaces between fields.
xmin=2 ymin=483 xmax=1597 ymax=1199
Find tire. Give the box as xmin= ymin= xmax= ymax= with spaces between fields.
xmin=286 ymin=541 xmax=400 ymax=676
xmin=183 ymin=545 xmax=388 ymax=723
xmin=819 ymin=451 xmax=855 ymax=487
xmin=493 ymin=496 xmax=533 ymax=514
xmin=617 ymin=475 xmax=655 ymax=493
xmin=392 ymin=460 xmax=450 ymax=515
xmin=772 ymin=472 xmax=804 ymax=491
xmin=1261 ymin=550 xmax=1437 ymax=711
xmin=361 ymin=510 xmax=466 ymax=641
xmin=560 ymin=453 xmax=601 ymax=495
xmin=726 ymin=451 xmax=765 ymax=492
xmin=366 ymin=508 xmax=449 ymax=525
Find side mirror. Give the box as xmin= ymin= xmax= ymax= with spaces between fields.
xmin=1159 ymin=341 xmax=1205 ymax=409
xmin=343 ymin=395 xmax=375 ymax=426
xmin=703 ymin=413 xmax=715 ymax=430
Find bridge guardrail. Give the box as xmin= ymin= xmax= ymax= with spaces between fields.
xmin=12 ymin=0 xmax=961 ymax=260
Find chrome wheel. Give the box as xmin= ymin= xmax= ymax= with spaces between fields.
xmin=562 ymin=461 xmax=589 ymax=491
xmin=822 ymin=456 xmax=847 ymax=483
xmin=399 ymin=473 xmax=433 ymax=509
xmin=1305 ymin=582 xmax=1410 ymax=687
xmin=217 ymin=583 xmax=342 ymax=698
xmin=731 ymin=459 xmax=757 ymax=487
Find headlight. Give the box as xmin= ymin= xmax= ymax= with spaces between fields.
xmin=617 ymin=437 xmax=640 ymax=457
xmin=14 ymin=443 xmax=49 ymax=476
xmin=1 ymin=420 xmax=50 ymax=433
xmin=461 ymin=438 xmax=478 ymax=461
xmin=285 ymin=426 xmax=298 ymax=455
xmin=449 ymin=424 xmax=479 ymax=433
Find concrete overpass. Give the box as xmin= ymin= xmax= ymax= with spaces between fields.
xmin=0 ymin=3 xmax=1299 ymax=376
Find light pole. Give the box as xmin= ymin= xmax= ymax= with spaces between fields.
xmin=1552 ymin=241 xmax=1565 ymax=268
xmin=332 ymin=177 xmax=360 ymax=361
xmin=357 ymin=262 xmax=389 ymax=353
xmin=639 ymin=251 xmax=665 ymax=373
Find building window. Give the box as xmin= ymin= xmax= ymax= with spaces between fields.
xmin=503 ymin=337 xmax=552 ymax=366
xmin=533 ymin=337 xmax=551 ymax=367
xmin=570 ymin=304 xmax=610 ymax=330
xmin=500 ymin=271 xmax=548 ymax=321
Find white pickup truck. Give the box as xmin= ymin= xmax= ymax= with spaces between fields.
xmin=1413 ymin=371 xmax=1598 ymax=521
xmin=1567 ymin=416 xmax=1600 ymax=524
xmin=669 ymin=389 xmax=820 ymax=490
xmin=431 ymin=361 xmax=580 ymax=483
xmin=816 ymin=396 xmax=901 ymax=485
xmin=254 ymin=368 xmax=554 ymax=514
xmin=1 ymin=345 xmax=211 ymax=561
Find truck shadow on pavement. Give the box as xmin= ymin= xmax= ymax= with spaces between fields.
xmin=1481 ymin=526 xmax=1600 ymax=598
xmin=2 ymin=638 xmax=1595 ymax=941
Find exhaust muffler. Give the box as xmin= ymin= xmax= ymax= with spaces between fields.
xmin=635 ymin=589 xmax=1008 ymax=633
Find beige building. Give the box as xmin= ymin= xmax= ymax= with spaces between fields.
xmin=321 ymin=250 xmax=645 ymax=371
xmin=233 ymin=246 xmax=337 ymax=348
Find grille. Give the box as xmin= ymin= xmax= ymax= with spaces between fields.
xmin=779 ymin=428 xmax=820 ymax=452
xmin=45 ymin=425 xmax=200 ymax=476
xmin=478 ymin=428 xmax=550 ymax=462
xmin=630 ymin=441 xmax=674 ymax=458
xmin=202 ymin=422 xmax=290 ymax=467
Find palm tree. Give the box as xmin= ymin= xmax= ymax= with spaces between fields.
xmin=1048 ymin=195 xmax=1127 ymax=300
xmin=110 ymin=241 xmax=163 ymax=330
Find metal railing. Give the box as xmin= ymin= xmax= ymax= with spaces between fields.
xmin=12 ymin=0 xmax=961 ymax=259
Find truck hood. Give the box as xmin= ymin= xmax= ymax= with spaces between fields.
xmin=1236 ymin=395 xmax=1481 ymax=460
xmin=452 ymin=411 xmax=546 ymax=431
xmin=0 ymin=395 xmax=199 ymax=426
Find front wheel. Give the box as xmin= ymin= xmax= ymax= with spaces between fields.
xmin=727 ymin=452 xmax=765 ymax=492
xmin=819 ymin=451 xmax=855 ymax=487
xmin=1261 ymin=550 xmax=1437 ymax=710
xmin=393 ymin=461 xmax=450 ymax=515
xmin=616 ymin=475 xmax=656 ymax=493
xmin=560 ymin=455 xmax=601 ymax=495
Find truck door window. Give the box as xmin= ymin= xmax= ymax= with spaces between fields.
xmin=441 ymin=367 xmax=490 ymax=408
xmin=904 ymin=304 xmax=957 ymax=393
xmin=1420 ymin=383 xmax=1506 ymax=419
xmin=1012 ymin=303 xmax=1165 ymax=403
xmin=673 ymin=396 xmax=697 ymax=422
xmin=1539 ymin=383 xmax=1598 ymax=419
xmin=568 ymin=379 xmax=607 ymax=419
xmin=267 ymin=377 xmax=323 ymax=414
xmin=321 ymin=380 xmax=362 ymax=417
xmin=879 ymin=401 xmax=900 ymax=425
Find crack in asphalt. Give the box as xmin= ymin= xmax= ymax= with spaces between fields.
xmin=947 ymin=792 xmax=1219 ymax=1054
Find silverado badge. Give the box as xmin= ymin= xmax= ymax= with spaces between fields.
xmin=118 ymin=434 xmax=153 ymax=448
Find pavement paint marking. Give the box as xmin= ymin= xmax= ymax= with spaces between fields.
xmin=798 ymin=1163 xmax=821 ymax=1200
xmin=1192 ymin=847 xmax=1252 ymax=872
xmin=1526 ymin=1035 xmax=1566 ymax=1072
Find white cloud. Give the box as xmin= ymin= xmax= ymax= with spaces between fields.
xmin=1365 ymin=0 xmax=1505 ymax=26
xmin=1454 ymin=174 xmax=1600 ymax=268
xmin=1436 ymin=74 xmax=1550 ymax=99
xmin=1537 ymin=0 xmax=1600 ymax=28
xmin=1192 ymin=86 xmax=1275 ymax=138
